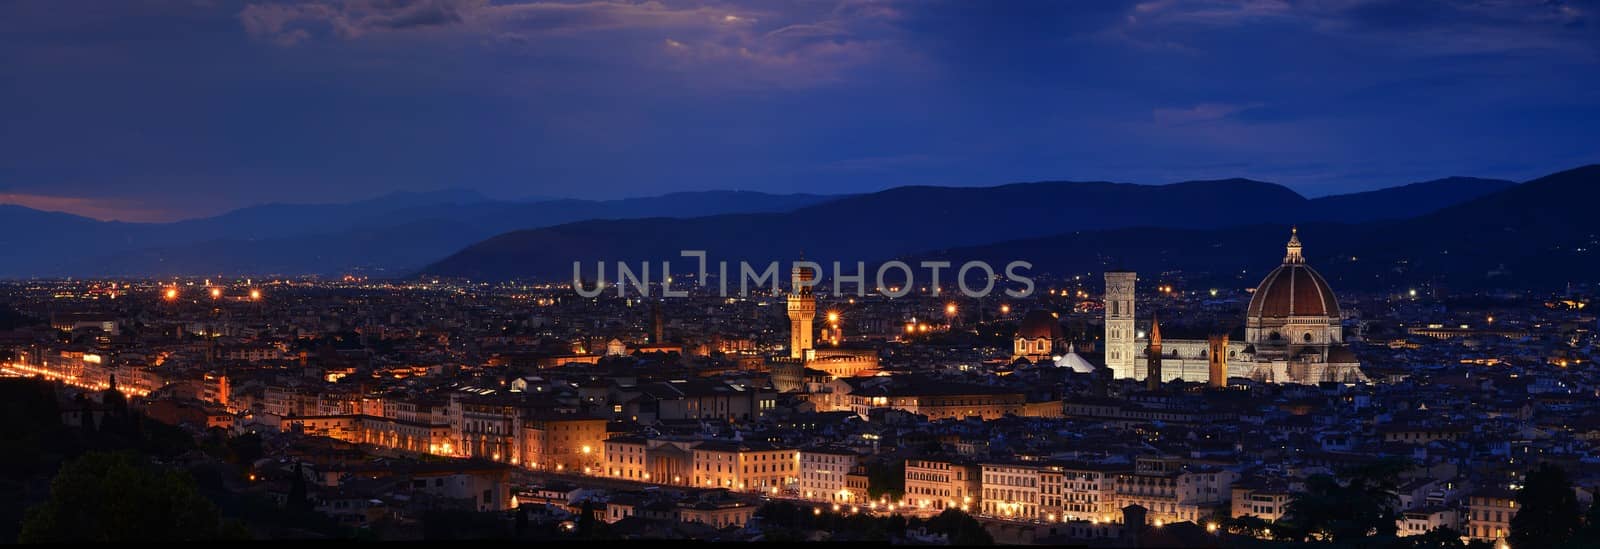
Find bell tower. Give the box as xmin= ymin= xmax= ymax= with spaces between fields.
xmin=1146 ymin=313 xmax=1163 ymax=391
xmin=1104 ymin=271 xmax=1137 ymax=379
xmin=1208 ymin=334 xmax=1228 ymax=388
xmin=787 ymin=265 xmax=816 ymax=360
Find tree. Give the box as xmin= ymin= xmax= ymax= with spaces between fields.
xmin=1570 ymin=498 xmax=1600 ymax=547
xmin=288 ymin=462 xmax=311 ymax=513
xmin=1280 ymin=458 xmax=1407 ymax=544
xmin=224 ymin=432 xmax=264 ymax=465
xmin=865 ymin=460 xmax=906 ymax=501
xmin=19 ymin=452 xmax=229 ymax=542
xmin=926 ymin=509 xmax=993 ymax=545
xmin=576 ymin=499 xmax=598 ymax=538
xmin=1408 ymin=526 xmax=1467 ymax=549
xmin=1509 ymin=464 xmax=1581 ymax=549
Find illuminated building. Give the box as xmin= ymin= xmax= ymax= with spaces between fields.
xmin=787 ymin=265 xmax=816 ymax=360
xmin=1467 ymin=488 xmax=1517 ymax=543
xmin=981 ymin=462 xmax=1041 ymax=520
xmin=905 ymin=458 xmax=980 ymax=514
xmin=1104 ymin=271 xmax=1138 ymax=379
xmin=522 ymin=412 xmax=608 ymax=472
xmin=1012 ymin=309 xmax=1065 ymax=363
xmin=690 ymin=441 xmax=798 ymax=493
xmin=798 ymin=447 xmax=860 ymax=503
xmin=1115 ymin=228 xmax=1367 ymax=384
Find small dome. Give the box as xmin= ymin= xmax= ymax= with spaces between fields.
xmin=1016 ymin=309 xmax=1063 ymax=340
xmin=1054 ymin=350 xmax=1096 ymax=373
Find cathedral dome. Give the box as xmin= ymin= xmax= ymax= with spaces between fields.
xmin=1016 ymin=309 xmax=1063 ymax=340
xmin=1247 ymin=228 xmax=1340 ymax=319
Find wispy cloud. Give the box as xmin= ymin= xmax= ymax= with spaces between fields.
xmin=1152 ymin=102 xmax=1263 ymax=126
xmin=236 ymin=0 xmax=916 ymax=88
xmin=0 ymin=193 xmax=176 ymax=222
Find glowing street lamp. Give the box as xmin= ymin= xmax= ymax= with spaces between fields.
xmin=249 ymin=289 xmax=262 ymax=301
xmin=210 ymin=288 xmax=222 ymax=299
xmin=164 ymin=288 xmax=179 ymax=301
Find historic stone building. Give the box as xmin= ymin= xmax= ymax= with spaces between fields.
xmin=1118 ymin=228 xmax=1367 ymax=385
xmin=1013 ymin=309 xmax=1065 ymax=363
xmin=1103 ymin=271 xmax=1138 ymax=379
xmin=771 ymin=264 xmax=878 ymax=392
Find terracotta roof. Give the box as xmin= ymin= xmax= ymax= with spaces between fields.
xmin=1016 ymin=309 xmax=1063 ymax=340
xmin=1247 ymin=264 xmax=1340 ymax=319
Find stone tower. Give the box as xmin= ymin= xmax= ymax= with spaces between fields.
xmin=1104 ymin=271 xmax=1137 ymax=379
xmin=650 ymin=303 xmax=664 ymax=344
xmin=1208 ymin=334 xmax=1228 ymax=388
xmin=1146 ymin=313 xmax=1163 ymax=391
xmin=787 ymin=265 xmax=816 ymax=360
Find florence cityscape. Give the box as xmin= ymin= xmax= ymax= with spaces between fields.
xmin=4 ymin=1 xmax=1600 ymax=547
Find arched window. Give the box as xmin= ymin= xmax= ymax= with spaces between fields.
xmin=1269 ymin=331 xmax=1281 ymax=341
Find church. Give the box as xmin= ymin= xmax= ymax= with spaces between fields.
xmin=1017 ymin=228 xmax=1366 ymax=385
xmin=1117 ymin=228 xmax=1366 ymax=385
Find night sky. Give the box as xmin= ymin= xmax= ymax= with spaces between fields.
xmin=3 ymin=0 xmax=1598 ymax=222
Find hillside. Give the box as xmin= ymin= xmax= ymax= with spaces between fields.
xmin=419 ymin=175 xmax=1518 ymax=282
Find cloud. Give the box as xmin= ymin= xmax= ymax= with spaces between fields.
xmin=0 ymin=193 xmax=177 ymax=222
xmin=1152 ymin=102 xmax=1263 ymax=125
xmin=234 ymin=0 xmax=919 ymax=89
xmin=238 ymin=0 xmax=485 ymax=44
xmin=1122 ymin=0 xmax=1599 ymax=57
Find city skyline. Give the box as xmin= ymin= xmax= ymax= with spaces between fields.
xmin=6 ymin=1 xmax=1600 ymax=546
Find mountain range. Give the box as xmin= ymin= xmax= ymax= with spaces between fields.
xmin=11 ymin=168 xmax=1579 ymax=292
xmin=0 ymin=190 xmax=834 ymax=278
xmin=913 ymin=165 xmax=1600 ymax=293
xmin=418 ymin=175 xmax=1522 ymax=287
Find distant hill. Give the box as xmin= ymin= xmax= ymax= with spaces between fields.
xmin=0 ymin=190 xmax=834 ymax=278
xmin=1306 ymin=177 xmax=1514 ymax=222
xmin=418 ymin=175 xmax=1518 ymax=282
xmin=911 ymin=165 xmax=1600 ymax=292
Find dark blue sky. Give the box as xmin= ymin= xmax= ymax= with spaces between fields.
xmin=2 ymin=0 xmax=1598 ymax=221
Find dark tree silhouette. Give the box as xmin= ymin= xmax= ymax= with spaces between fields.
xmin=926 ymin=508 xmax=993 ymax=545
xmin=1509 ymin=464 xmax=1580 ymax=549
xmin=19 ymin=452 xmax=235 ymax=542
xmin=1280 ymin=458 xmax=1406 ymax=544
xmin=1408 ymin=526 xmax=1468 ymax=549
xmin=576 ymin=499 xmax=597 ymax=538
xmin=865 ymin=460 xmax=905 ymax=501
xmin=288 ymin=462 xmax=311 ymax=513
